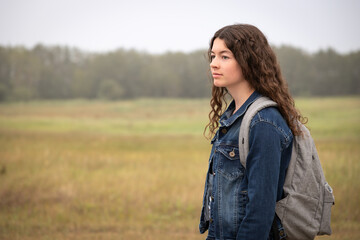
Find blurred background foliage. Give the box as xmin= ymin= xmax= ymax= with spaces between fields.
xmin=0 ymin=44 xmax=359 ymax=101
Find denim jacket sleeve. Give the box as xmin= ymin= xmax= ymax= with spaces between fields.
xmin=236 ymin=110 xmax=291 ymax=240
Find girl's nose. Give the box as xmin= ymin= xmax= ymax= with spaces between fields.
xmin=210 ymin=57 xmax=219 ymax=69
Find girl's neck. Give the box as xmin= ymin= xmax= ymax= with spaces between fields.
xmin=227 ymin=81 xmax=255 ymax=114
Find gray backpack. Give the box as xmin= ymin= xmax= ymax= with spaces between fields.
xmin=239 ymin=96 xmax=335 ymax=240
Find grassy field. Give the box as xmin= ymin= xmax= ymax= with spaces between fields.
xmin=0 ymin=97 xmax=359 ymax=240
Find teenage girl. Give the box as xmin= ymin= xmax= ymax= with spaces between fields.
xmin=199 ymin=24 xmax=306 ymax=240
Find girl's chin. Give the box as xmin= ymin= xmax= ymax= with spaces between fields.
xmin=213 ymin=81 xmax=226 ymax=88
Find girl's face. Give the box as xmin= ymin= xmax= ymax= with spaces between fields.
xmin=210 ymin=38 xmax=246 ymax=89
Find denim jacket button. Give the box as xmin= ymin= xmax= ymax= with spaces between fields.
xmin=229 ymin=150 xmax=235 ymax=158
xmin=221 ymin=128 xmax=227 ymax=134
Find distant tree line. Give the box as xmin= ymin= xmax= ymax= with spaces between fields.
xmin=0 ymin=44 xmax=359 ymax=101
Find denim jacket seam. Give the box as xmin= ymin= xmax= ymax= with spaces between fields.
xmin=253 ymin=111 xmax=292 ymax=142
xmin=250 ymin=114 xmax=291 ymax=151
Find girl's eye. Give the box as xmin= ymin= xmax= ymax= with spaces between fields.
xmin=222 ymin=56 xmax=229 ymax=60
xmin=210 ymin=55 xmax=215 ymax=60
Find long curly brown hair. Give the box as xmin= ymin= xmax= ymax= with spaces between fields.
xmin=204 ymin=24 xmax=307 ymax=138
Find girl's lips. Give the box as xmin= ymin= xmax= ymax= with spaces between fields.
xmin=212 ymin=73 xmax=222 ymax=78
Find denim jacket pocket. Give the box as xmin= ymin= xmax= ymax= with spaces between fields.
xmin=217 ymin=145 xmax=244 ymax=180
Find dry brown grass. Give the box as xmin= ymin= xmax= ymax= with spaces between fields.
xmin=0 ymin=97 xmax=359 ymax=239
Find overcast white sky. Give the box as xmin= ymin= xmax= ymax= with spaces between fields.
xmin=1 ymin=0 xmax=359 ymax=54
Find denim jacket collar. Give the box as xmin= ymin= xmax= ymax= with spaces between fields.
xmin=219 ymin=91 xmax=261 ymax=127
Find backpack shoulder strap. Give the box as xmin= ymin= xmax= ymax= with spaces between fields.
xmin=239 ymin=96 xmax=278 ymax=168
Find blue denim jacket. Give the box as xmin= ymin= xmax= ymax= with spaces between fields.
xmin=199 ymin=91 xmax=293 ymax=240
